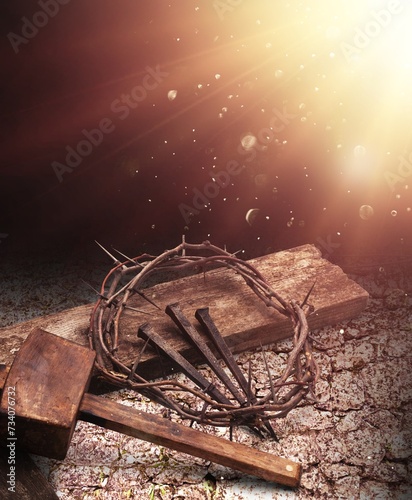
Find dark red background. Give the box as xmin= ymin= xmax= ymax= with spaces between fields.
xmin=0 ymin=1 xmax=410 ymax=261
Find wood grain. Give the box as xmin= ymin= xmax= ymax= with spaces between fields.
xmin=0 ymin=329 xmax=96 ymax=459
xmin=0 ymin=326 xmax=302 ymax=488
xmin=0 ymin=245 xmax=369 ymax=380
xmin=80 ymin=392 xmax=302 ymax=487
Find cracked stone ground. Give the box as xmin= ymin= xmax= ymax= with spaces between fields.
xmin=1 ymin=256 xmax=411 ymax=499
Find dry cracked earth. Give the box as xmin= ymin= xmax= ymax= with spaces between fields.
xmin=1 ymin=256 xmax=411 ymax=499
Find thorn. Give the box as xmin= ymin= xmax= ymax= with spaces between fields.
xmin=81 ymin=279 xmax=107 ymax=299
xmin=302 ymin=280 xmax=316 ymax=308
xmin=231 ymin=249 xmax=243 ymax=256
xmin=123 ymin=305 xmax=153 ymax=316
xmin=134 ymin=289 xmax=161 ymax=310
xmin=112 ymin=247 xmax=143 ymax=267
xmin=95 ymin=240 xmax=121 ymax=265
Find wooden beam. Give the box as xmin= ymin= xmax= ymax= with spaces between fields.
xmin=0 ymin=245 xmax=368 ymax=379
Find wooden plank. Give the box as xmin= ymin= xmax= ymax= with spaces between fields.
xmin=0 ymin=245 xmax=369 ymax=379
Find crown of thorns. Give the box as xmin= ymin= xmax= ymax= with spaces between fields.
xmin=88 ymin=240 xmax=319 ymax=437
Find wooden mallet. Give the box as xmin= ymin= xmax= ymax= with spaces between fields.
xmin=0 ymin=328 xmax=301 ymax=487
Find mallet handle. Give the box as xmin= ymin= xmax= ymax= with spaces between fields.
xmin=79 ymin=392 xmax=301 ymax=487
xmin=0 ymin=336 xmax=301 ymax=487
xmin=1 ymin=358 xmax=301 ymax=487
